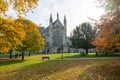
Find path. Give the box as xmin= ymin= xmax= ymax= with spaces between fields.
xmin=51 ymin=57 xmax=120 ymax=60
xmin=0 ymin=57 xmax=9 ymax=60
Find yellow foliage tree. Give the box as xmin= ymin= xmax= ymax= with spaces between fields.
xmin=15 ymin=18 xmax=45 ymax=60
xmin=0 ymin=0 xmax=39 ymax=17
xmin=0 ymin=18 xmax=26 ymax=53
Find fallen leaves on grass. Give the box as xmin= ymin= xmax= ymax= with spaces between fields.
xmin=0 ymin=59 xmax=120 ymax=80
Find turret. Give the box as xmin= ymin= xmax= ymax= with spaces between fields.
xmin=49 ymin=13 xmax=53 ymax=24
xmin=49 ymin=13 xmax=53 ymax=47
xmin=57 ymin=12 xmax=59 ymax=20
xmin=63 ymin=15 xmax=67 ymax=46
xmin=64 ymin=15 xmax=67 ymax=27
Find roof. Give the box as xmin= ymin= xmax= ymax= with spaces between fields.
xmin=42 ymin=19 xmax=65 ymax=33
xmin=52 ymin=19 xmax=64 ymax=28
xmin=38 ymin=27 xmax=45 ymax=33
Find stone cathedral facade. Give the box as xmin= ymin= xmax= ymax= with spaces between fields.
xmin=39 ymin=13 xmax=70 ymax=53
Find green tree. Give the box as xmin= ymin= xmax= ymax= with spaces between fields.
xmin=70 ymin=22 xmax=95 ymax=54
xmin=15 ymin=18 xmax=45 ymax=60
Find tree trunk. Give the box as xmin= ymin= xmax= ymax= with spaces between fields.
xmin=9 ymin=51 xmax=12 ymax=59
xmin=22 ymin=51 xmax=25 ymax=60
xmin=96 ymin=52 xmax=98 ymax=56
xmin=85 ymin=49 xmax=88 ymax=55
xmin=28 ymin=52 xmax=31 ymax=56
xmin=105 ymin=52 xmax=108 ymax=56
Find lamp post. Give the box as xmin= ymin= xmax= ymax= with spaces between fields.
xmin=61 ymin=44 xmax=63 ymax=60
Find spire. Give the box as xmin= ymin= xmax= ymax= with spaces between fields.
xmin=64 ymin=15 xmax=67 ymax=27
xmin=57 ymin=12 xmax=59 ymax=20
xmin=49 ymin=13 xmax=53 ymax=24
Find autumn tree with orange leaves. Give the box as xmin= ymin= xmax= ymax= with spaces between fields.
xmin=92 ymin=0 xmax=120 ymax=54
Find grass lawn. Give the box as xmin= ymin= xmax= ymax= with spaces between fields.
xmin=0 ymin=54 xmax=120 ymax=80
xmin=25 ymin=53 xmax=120 ymax=60
xmin=1 ymin=53 xmax=120 ymax=60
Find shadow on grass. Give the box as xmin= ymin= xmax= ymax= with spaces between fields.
xmin=0 ymin=58 xmax=120 ymax=80
xmin=0 ymin=59 xmax=97 ymax=80
xmin=0 ymin=60 xmax=25 ymax=66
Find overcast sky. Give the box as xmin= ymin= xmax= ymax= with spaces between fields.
xmin=8 ymin=0 xmax=105 ymax=36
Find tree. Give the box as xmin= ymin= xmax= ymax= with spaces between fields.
xmin=15 ymin=18 xmax=45 ymax=60
xmin=99 ymin=0 xmax=120 ymax=11
xmin=70 ymin=22 xmax=95 ymax=55
xmin=92 ymin=0 xmax=120 ymax=54
xmin=92 ymin=14 xmax=120 ymax=54
xmin=0 ymin=0 xmax=40 ymax=59
xmin=0 ymin=0 xmax=39 ymax=17
xmin=0 ymin=18 xmax=26 ymax=58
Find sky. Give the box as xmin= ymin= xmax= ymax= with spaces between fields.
xmin=8 ymin=0 xmax=105 ymax=36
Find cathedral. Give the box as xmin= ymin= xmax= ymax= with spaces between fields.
xmin=39 ymin=13 xmax=70 ymax=53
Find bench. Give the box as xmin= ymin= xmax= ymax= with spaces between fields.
xmin=42 ymin=56 xmax=49 ymax=60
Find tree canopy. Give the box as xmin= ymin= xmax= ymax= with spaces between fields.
xmin=0 ymin=0 xmax=39 ymax=17
xmin=15 ymin=18 xmax=45 ymax=60
xmin=0 ymin=0 xmax=44 ymax=60
xmin=0 ymin=18 xmax=26 ymax=53
xmin=15 ymin=19 xmax=45 ymax=52
xmin=92 ymin=0 xmax=120 ymax=53
xmin=99 ymin=0 xmax=120 ymax=11
xmin=92 ymin=14 xmax=120 ymax=53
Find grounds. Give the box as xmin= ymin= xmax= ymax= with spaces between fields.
xmin=0 ymin=53 xmax=120 ymax=80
